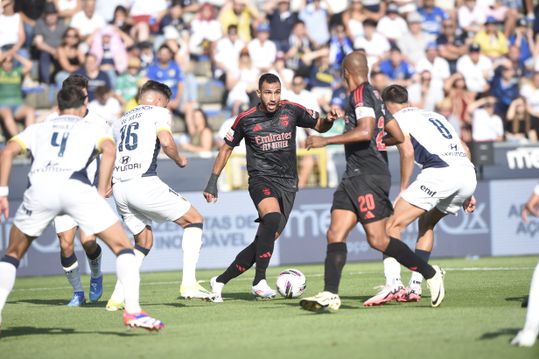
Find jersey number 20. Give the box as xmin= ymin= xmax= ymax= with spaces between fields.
xmin=118 ymin=122 xmax=139 ymax=151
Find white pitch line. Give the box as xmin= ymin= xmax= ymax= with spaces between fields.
xmin=11 ymin=266 xmax=536 ymax=293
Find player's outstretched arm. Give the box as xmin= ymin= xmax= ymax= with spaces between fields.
xmin=313 ymin=108 xmax=340 ymax=133
xmin=158 ymin=130 xmax=187 ymax=168
xmin=203 ymin=144 xmax=234 ymax=203
xmin=97 ymin=139 xmax=116 ymax=197
xmin=521 ymin=185 xmax=539 ymax=223
xmin=306 ymin=116 xmax=375 ymax=149
xmin=0 ymin=141 xmax=23 ymax=220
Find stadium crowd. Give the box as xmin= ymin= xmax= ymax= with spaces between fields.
xmin=1 ymin=0 xmax=539 ymax=150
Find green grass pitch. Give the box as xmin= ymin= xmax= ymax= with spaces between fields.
xmin=2 ymin=256 xmax=539 ymax=359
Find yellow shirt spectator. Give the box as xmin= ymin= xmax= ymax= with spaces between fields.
xmin=218 ymin=0 xmax=259 ymax=43
xmin=473 ymin=17 xmax=509 ymax=59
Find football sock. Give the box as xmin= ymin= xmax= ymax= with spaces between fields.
xmin=324 ymin=242 xmax=347 ymax=294
xmin=253 ymin=212 xmax=283 ymax=286
xmin=116 ymin=249 xmax=141 ymax=314
xmin=109 ymin=245 xmax=149 ymax=304
xmin=383 ymin=237 xmax=436 ymax=279
xmin=61 ymin=254 xmax=83 ymax=293
xmin=86 ymin=244 xmax=102 ymax=279
xmin=181 ymin=223 xmax=203 ymax=287
xmin=0 ymin=256 xmax=18 ymax=318
xmin=216 ymin=241 xmax=256 ymax=284
xmin=383 ymin=256 xmax=401 ymax=286
xmin=523 ymin=262 xmax=539 ymax=332
xmin=409 ymin=249 xmax=431 ymax=287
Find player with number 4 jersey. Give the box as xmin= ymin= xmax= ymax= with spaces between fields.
xmin=365 ymin=84 xmax=477 ymax=305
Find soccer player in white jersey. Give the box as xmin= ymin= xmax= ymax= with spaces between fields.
xmin=363 ymin=84 xmax=477 ymax=306
xmin=0 ymin=86 xmax=163 ymax=330
xmin=48 ymin=74 xmax=106 ymax=307
xmin=512 ymin=183 xmax=539 ymax=347
xmin=105 ymin=80 xmax=212 ymax=311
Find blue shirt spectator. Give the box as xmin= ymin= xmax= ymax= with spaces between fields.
xmin=378 ymin=48 xmax=414 ymax=81
xmin=329 ymin=24 xmax=353 ymax=70
xmin=509 ymin=18 xmax=533 ymax=64
xmin=299 ymin=1 xmax=330 ymax=47
xmin=146 ymin=45 xmax=184 ymax=101
xmin=490 ymin=64 xmax=520 ymax=117
xmin=418 ymin=0 xmax=448 ymax=36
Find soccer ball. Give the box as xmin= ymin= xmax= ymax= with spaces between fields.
xmin=275 ymin=269 xmax=306 ymax=298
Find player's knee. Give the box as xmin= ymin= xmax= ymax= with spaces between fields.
xmin=327 ymin=227 xmax=345 ymax=244
xmin=262 ymin=212 xmax=284 ymax=233
xmin=367 ymin=233 xmax=388 ymax=251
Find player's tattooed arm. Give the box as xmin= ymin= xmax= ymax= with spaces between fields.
xmin=204 ymin=144 xmax=234 ymax=203
xmin=158 ymin=130 xmax=187 ymax=168
xmin=0 ymin=140 xmax=22 ymax=220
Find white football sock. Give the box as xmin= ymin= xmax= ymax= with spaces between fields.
xmin=0 ymin=262 xmax=17 ymax=320
xmin=109 ymin=249 xmax=146 ymax=303
xmin=63 ymin=261 xmax=84 ymax=293
xmin=523 ymin=263 xmax=539 ymax=333
xmin=383 ymin=257 xmax=401 ymax=286
xmin=116 ymin=253 xmax=141 ymax=314
xmin=181 ymin=226 xmax=203 ymax=287
xmin=87 ymin=253 xmax=102 ymax=279
xmin=409 ymin=271 xmax=424 ymax=289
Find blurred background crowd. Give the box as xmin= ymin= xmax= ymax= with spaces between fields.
xmin=1 ymin=0 xmax=539 ymax=183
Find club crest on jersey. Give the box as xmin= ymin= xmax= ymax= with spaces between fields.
xmin=262 ymin=187 xmax=271 ymax=196
xmin=253 ymin=123 xmax=263 ymax=132
xmin=279 ymin=115 xmax=289 ymax=127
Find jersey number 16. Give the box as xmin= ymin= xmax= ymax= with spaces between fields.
xmin=118 ymin=122 xmax=139 ymax=152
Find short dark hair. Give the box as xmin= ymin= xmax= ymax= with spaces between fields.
xmin=139 ymin=80 xmax=172 ymax=100
xmin=258 ymin=73 xmax=281 ymax=90
xmin=94 ymin=85 xmax=111 ymax=100
xmin=381 ymin=84 xmax=408 ymax=104
xmin=57 ymin=86 xmax=86 ymax=111
xmin=158 ymin=44 xmax=173 ymax=54
xmin=62 ymin=74 xmax=88 ymax=90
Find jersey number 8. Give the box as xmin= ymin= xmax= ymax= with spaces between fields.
xmin=428 ymin=118 xmax=452 ymax=139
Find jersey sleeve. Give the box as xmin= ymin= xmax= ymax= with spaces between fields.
xmin=224 ymin=116 xmax=245 ymax=147
xmin=9 ymin=123 xmax=38 ymax=155
xmin=288 ymin=103 xmax=319 ymax=129
xmin=353 ymin=86 xmax=376 ymax=121
xmin=95 ymin=119 xmax=114 ymax=152
xmin=155 ymin=107 xmax=173 ymax=134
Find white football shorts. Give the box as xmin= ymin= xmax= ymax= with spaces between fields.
xmin=112 ymin=176 xmax=191 ymax=235
xmin=14 ymin=178 xmax=118 ymax=237
xmin=401 ymin=165 xmax=477 ymax=215
xmin=53 ymin=214 xmax=78 ymax=234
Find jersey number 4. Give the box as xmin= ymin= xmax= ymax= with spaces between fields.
xmin=51 ymin=132 xmax=70 ymax=157
xmin=118 ymin=122 xmax=139 ymax=152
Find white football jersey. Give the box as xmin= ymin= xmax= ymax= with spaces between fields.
xmin=11 ymin=115 xmax=113 ymax=184
xmin=112 ymin=105 xmax=172 ymax=182
xmin=393 ymin=107 xmax=474 ymax=169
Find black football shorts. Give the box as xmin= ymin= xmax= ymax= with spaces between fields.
xmin=331 ymin=174 xmax=393 ymax=224
xmin=248 ymin=176 xmax=296 ymax=230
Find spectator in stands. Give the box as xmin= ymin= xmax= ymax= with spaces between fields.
xmin=218 ymin=0 xmax=260 ymax=43
xmin=398 ymin=12 xmax=430 ymax=68
xmin=490 ymin=62 xmax=519 ymax=118
xmin=362 ymin=0 xmax=387 ymax=21
xmin=90 ymin=25 xmax=132 ymax=88
xmin=436 ymin=97 xmax=462 ymax=139
xmin=457 ymin=0 xmax=486 ymax=35
xmin=285 ymin=20 xmax=313 ymax=77
xmin=444 ymin=72 xmax=475 ymax=141
xmin=182 ymin=108 xmax=214 ymax=154
xmin=76 ymin=53 xmax=111 ymax=101
xmin=474 ymin=16 xmax=509 ymax=60
xmin=248 ymin=23 xmax=277 ymax=72
xmin=226 ymin=49 xmax=258 ymax=110
xmin=521 ymin=71 xmax=539 ymax=121
xmin=53 ymin=0 xmax=81 ymax=21
xmin=264 ymin=0 xmax=298 ymax=52
xmin=0 ymin=0 xmax=27 ymax=61
xmin=34 ymin=3 xmax=67 ymax=84
xmin=415 ymin=42 xmax=450 ymax=84
xmin=509 ymin=18 xmax=535 ymax=69
xmin=376 ymin=3 xmax=408 ymax=43
xmin=115 ymin=57 xmax=144 ymax=108
xmin=418 ymin=0 xmax=448 ymax=37
xmin=407 ymin=70 xmax=444 ymax=111
xmin=456 ymin=43 xmax=493 ymax=95
xmin=138 ymin=41 xmax=155 ymax=70
xmin=147 ymin=45 xmax=184 ymax=112
xmin=0 ymin=54 xmax=35 ymax=138
xmin=14 ymin=0 xmax=46 ymax=49
xmin=55 ymin=27 xmax=85 ymax=87
xmin=129 ymin=0 xmax=168 ymax=42
xmin=354 ymin=19 xmax=390 ymax=68
xmin=469 ymin=96 xmax=504 ymax=142
xmin=70 ymin=0 xmax=106 ymax=42
xmin=214 ymin=24 xmax=246 ymax=80
xmin=329 ymin=23 xmax=353 ymax=70
xmin=309 ymin=52 xmax=335 ymax=112
xmin=270 ymin=52 xmax=294 ymax=90
xmin=87 ymin=85 xmax=122 ymax=124
xmin=342 ymin=0 xmax=365 ymax=41
xmin=285 ymin=74 xmax=321 ymax=113
xmin=437 ymin=18 xmax=468 ymax=74
xmin=488 ymin=0 xmax=519 ymax=38
xmin=505 ymin=96 xmax=538 ymax=143
xmin=378 ymin=47 xmax=414 ymax=85
xmin=110 ymin=5 xmax=133 ymax=34
xmin=370 ymin=69 xmax=389 ymax=93
xmin=95 ymin=0 xmax=131 ymax=23
xmin=298 ymin=0 xmax=331 ymax=48
xmin=189 ymin=3 xmax=222 ymax=59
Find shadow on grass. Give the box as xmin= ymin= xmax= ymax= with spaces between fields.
xmin=505 ymin=295 xmax=528 ymax=307
xmin=479 ymin=328 xmax=520 ymax=340
xmin=0 ymin=326 xmax=143 ymax=338
xmin=8 ymin=299 xmax=105 ymax=308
